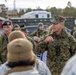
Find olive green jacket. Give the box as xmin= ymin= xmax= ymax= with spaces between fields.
xmin=30 ymin=29 xmax=48 ymax=38
xmin=0 ymin=33 xmax=8 ymax=63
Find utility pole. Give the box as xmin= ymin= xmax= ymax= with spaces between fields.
xmin=13 ymin=0 xmax=18 ymax=18
xmin=5 ymin=7 xmax=8 ymax=19
xmin=5 ymin=0 xmax=9 ymax=19
xmin=14 ymin=0 xmax=16 ymax=10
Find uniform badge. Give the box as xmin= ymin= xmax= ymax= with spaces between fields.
xmin=7 ymin=22 xmax=10 ymax=25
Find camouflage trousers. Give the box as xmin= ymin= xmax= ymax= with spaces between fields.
xmin=47 ymin=60 xmax=66 ymax=75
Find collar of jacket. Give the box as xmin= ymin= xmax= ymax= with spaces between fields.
xmin=5 ymin=66 xmax=34 ymax=75
xmin=51 ymin=27 xmax=69 ymax=39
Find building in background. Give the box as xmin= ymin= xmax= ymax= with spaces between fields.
xmin=0 ymin=17 xmax=5 ymax=34
xmin=21 ymin=10 xmax=51 ymax=19
xmin=0 ymin=17 xmax=5 ymax=28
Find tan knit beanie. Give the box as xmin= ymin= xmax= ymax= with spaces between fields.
xmin=8 ymin=31 xmax=26 ymax=42
xmin=7 ymin=38 xmax=35 ymax=62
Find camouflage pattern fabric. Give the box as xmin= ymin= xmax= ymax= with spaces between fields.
xmin=0 ymin=33 xmax=8 ymax=63
xmin=36 ymin=28 xmax=76 ymax=75
xmin=30 ymin=29 xmax=48 ymax=38
xmin=73 ymin=31 xmax=76 ymax=39
xmin=27 ymin=36 xmax=37 ymax=54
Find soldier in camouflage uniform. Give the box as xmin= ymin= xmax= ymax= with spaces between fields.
xmin=30 ymin=22 xmax=48 ymax=43
xmin=21 ymin=27 xmax=37 ymax=53
xmin=13 ymin=24 xmax=20 ymax=31
xmin=36 ymin=15 xmax=76 ymax=75
xmin=0 ymin=19 xmax=13 ymax=63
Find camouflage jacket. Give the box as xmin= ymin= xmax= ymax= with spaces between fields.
xmin=30 ymin=29 xmax=48 ymax=38
xmin=73 ymin=31 xmax=76 ymax=39
xmin=27 ymin=36 xmax=37 ymax=54
xmin=0 ymin=33 xmax=8 ymax=63
xmin=36 ymin=28 xmax=76 ymax=75
xmin=36 ymin=28 xmax=76 ymax=59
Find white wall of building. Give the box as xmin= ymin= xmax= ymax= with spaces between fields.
xmin=21 ymin=11 xmax=51 ymax=19
xmin=74 ymin=20 xmax=76 ymax=25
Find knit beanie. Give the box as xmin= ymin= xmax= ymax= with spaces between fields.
xmin=8 ymin=31 xmax=26 ymax=42
xmin=38 ymin=22 xmax=44 ymax=27
xmin=13 ymin=24 xmax=20 ymax=30
xmin=7 ymin=38 xmax=35 ymax=62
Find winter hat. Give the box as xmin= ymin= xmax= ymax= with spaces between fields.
xmin=20 ymin=25 xmax=25 ymax=28
xmin=14 ymin=24 xmax=20 ymax=28
xmin=7 ymin=38 xmax=35 ymax=62
xmin=21 ymin=28 xmax=29 ymax=33
xmin=38 ymin=22 xmax=44 ymax=27
xmin=8 ymin=31 xmax=26 ymax=42
xmin=13 ymin=24 xmax=20 ymax=30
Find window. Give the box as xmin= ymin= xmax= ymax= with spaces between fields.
xmin=47 ymin=14 xmax=50 ymax=18
xmin=35 ymin=14 xmax=38 ymax=18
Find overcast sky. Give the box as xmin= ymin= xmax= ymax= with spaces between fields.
xmin=0 ymin=0 xmax=76 ymax=9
